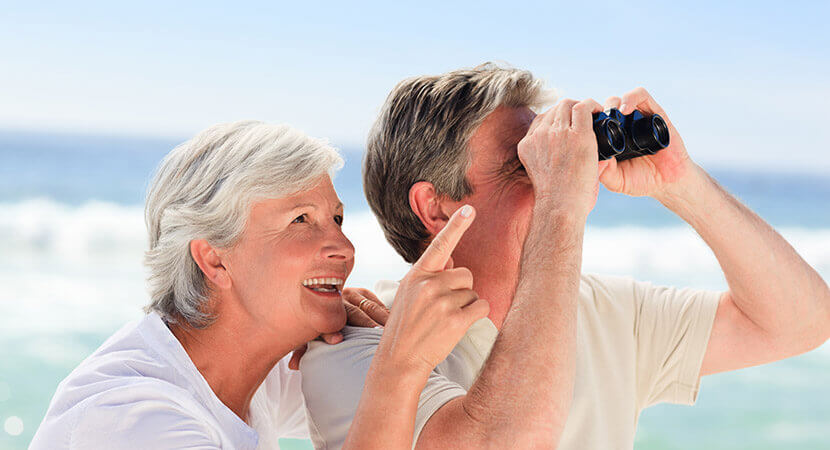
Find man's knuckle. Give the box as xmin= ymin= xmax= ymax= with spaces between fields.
xmin=546 ymin=127 xmax=558 ymax=138
xmin=576 ymin=99 xmax=594 ymax=109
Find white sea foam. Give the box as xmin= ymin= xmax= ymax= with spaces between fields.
xmin=1 ymin=198 xmax=828 ymax=340
xmin=1 ymin=198 xmax=828 ymax=448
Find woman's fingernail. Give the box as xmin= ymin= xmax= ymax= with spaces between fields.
xmin=460 ymin=205 xmax=473 ymax=217
xmin=374 ymin=325 xmax=384 ymax=329
xmin=619 ymin=103 xmax=629 ymax=113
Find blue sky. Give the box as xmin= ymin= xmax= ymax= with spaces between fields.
xmin=1 ymin=0 xmax=828 ymax=171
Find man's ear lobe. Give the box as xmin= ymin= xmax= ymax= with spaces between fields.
xmin=409 ymin=181 xmax=450 ymax=235
xmin=190 ymin=240 xmax=232 ymax=290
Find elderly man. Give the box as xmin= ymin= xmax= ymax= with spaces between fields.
xmin=300 ymin=63 xmax=830 ymax=449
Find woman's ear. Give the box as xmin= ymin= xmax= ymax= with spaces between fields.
xmin=409 ymin=181 xmax=450 ymax=236
xmin=190 ymin=240 xmax=232 ymax=290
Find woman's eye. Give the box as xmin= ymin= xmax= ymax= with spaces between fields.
xmin=292 ymin=214 xmax=308 ymax=224
xmin=334 ymin=215 xmax=343 ymax=226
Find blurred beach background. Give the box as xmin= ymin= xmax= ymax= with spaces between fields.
xmin=1 ymin=1 xmax=828 ymax=449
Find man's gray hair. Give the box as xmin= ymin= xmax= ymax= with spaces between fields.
xmin=144 ymin=121 xmax=344 ymax=327
xmin=364 ymin=62 xmax=554 ymax=263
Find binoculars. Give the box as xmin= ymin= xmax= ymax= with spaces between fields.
xmin=592 ymin=109 xmax=670 ymax=161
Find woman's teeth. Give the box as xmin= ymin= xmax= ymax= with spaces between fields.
xmin=302 ymin=278 xmax=344 ymax=293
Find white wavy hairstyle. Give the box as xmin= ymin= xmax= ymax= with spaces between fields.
xmin=143 ymin=121 xmax=344 ymax=327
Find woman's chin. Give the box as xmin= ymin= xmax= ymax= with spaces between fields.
xmin=313 ymin=306 xmax=348 ymax=335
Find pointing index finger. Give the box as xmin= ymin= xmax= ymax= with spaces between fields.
xmin=414 ymin=205 xmax=475 ymax=272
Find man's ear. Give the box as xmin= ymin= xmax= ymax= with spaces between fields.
xmin=409 ymin=181 xmax=450 ymax=235
xmin=190 ymin=239 xmax=232 ymax=290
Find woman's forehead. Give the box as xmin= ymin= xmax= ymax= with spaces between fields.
xmin=249 ymin=177 xmax=343 ymax=218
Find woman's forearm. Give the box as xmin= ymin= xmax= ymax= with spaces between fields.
xmin=344 ymin=206 xmax=487 ymax=449
xmin=343 ymin=351 xmax=429 ymax=450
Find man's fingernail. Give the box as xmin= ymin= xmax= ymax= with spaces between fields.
xmin=460 ymin=205 xmax=472 ymax=217
xmin=619 ymin=104 xmax=629 ymax=113
xmin=374 ymin=325 xmax=384 ymax=329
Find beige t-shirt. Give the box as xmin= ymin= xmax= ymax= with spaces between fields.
xmin=300 ymin=273 xmax=721 ymax=449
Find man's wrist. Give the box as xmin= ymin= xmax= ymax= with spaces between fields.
xmin=654 ymin=162 xmax=708 ymax=209
xmin=532 ymin=196 xmax=590 ymax=229
xmin=654 ymin=163 xmax=724 ymax=229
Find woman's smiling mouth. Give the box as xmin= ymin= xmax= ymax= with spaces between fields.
xmin=302 ymin=277 xmax=345 ymax=294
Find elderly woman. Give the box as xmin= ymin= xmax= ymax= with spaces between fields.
xmin=30 ymin=122 xmax=487 ymax=449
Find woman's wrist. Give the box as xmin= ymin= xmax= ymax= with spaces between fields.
xmin=368 ymin=348 xmax=431 ymax=394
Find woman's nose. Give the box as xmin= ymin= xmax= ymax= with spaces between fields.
xmin=322 ymin=228 xmax=355 ymax=261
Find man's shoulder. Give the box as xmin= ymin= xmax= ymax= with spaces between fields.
xmin=575 ymin=273 xmax=647 ymax=326
xmin=580 ymin=272 xmax=638 ymax=292
xmin=300 ymin=327 xmax=386 ymax=401
xmin=303 ymin=326 xmax=384 ymax=367
xmin=579 ymin=272 xmax=640 ymax=303
xmin=300 ymin=327 xmax=387 ymax=449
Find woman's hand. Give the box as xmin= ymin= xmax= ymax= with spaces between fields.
xmin=343 ymin=287 xmax=389 ymax=327
xmin=375 ymin=205 xmax=490 ymax=376
xmin=288 ymin=288 xmax=389 ymax=370
xmin=342 ymin=206 xmax=488 ymax=450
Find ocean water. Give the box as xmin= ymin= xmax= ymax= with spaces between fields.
xmin=0 ymin=130 xmax=828 ymax=449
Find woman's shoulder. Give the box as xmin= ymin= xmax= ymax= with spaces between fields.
xmin=43 ymin=314 xmax=207 ymax=418
xmin=31 ymin=375 xmax=225 ymax=449
xmin=31 ymin=314 xmax=234 ymax=448
xmin=60 ymin=313 xmax=189 ymax=392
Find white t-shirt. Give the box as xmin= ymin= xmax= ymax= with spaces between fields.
xmin=300 ymin=273 xmax=721 ymax=449
xmin=30 ymin=312 xmax=308 ymax=450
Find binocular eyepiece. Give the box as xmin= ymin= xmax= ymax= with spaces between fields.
xmin=592 ymin=109 xmax=670 ymax=161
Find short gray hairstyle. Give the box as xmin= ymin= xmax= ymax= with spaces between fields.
xmin=144 ymin=121 xmax=344 ymax=327
xmin=364 ymin=62 xmax=554 ymax=263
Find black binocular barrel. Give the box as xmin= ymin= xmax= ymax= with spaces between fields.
xmin=592 ymin=111 xmax=626 ymax=160
xmin=593 ymin=109 xmax=670 ymax=161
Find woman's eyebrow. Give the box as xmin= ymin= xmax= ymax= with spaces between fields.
xmin=289 ymin=201 xmax=344 ymax=210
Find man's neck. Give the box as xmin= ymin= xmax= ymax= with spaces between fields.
xmin=452 ymin=259 xmax=520 ymax=330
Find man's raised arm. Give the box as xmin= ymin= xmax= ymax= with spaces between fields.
xmin=600 ymin=88 xmax=829 ymax=377
xmin=416 ymin=99 xmax=609 ymax=449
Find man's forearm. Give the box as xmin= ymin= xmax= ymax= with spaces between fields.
xmin=657 ymin=164 xmax=830 ymax=348
xmin=462 ymin=203 xmax=584 ymax=446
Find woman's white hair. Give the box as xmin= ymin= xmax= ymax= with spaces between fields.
xmin=143 ymin=121 xmax=344 ymax=327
